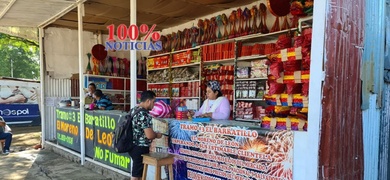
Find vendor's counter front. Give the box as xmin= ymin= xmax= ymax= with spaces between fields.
xmin=55 ymin=107 xmax=294 ymax=180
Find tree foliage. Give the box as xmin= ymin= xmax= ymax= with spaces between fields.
xmin=0 ymin=33 xmax=40 ymax=80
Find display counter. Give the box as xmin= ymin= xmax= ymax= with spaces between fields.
xmin=55 ymin=107 xmax=293 ymax=179
xmin=153 ymin=118 xmax=293 ymax=180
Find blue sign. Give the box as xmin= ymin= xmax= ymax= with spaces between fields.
xmin=0 ymin=104 xmax=41 ymax=125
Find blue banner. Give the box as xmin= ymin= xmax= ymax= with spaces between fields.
xmin=0 ymin=104 xmax=41 ymax=125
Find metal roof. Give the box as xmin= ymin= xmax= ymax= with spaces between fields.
xmin=0 ymin=0 xmax=79 ymax=28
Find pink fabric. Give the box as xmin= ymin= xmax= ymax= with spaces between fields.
xmin=195 ymin=97 xmax=231 ymax=120
xmin=150 ymin=100 xmax=172 ymax=118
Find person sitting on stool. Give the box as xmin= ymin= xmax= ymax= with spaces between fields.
xmin=0 ymin=116 xmax=12 ymax=155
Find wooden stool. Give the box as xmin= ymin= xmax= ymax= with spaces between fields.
xmin=141 ymin=152 xmax=174 ymax=180
xmin=0 ymin=139 xmax=5 ymax=152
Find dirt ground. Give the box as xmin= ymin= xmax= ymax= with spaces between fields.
xmin=9 ymin=125 xmax=41 ymax=152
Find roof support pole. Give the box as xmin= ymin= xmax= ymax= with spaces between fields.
xmin=130 ymin=0 xmax=137 ymax=108
xmin=39 ymin=27 xmax=45 ymax=148
xmin=77 ymin=2 xmax=86 ymax=165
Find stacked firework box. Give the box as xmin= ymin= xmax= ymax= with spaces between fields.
xmin=262 ymin=29 xmax=312 ymax=131
xmin=176 ymin=106 xmax=188 ymax=120
xmin=202 ymin=42 xmax=235 ymax=61
xmin=237 ymin=42 xmax=277 ymax=57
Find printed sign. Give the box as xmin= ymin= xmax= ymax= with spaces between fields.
xmin=56 ymin=108 xmax=132 ymax=172
xmin=0 ymin=84 xmax=41 ymax=125
xmin=169 ymin=121 xmax=294 ymax=180
xmin=105 ymin=24 xmax=162 ymax=51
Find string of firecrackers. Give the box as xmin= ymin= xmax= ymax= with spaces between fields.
xmin=265 ymin=94 xmax=309 ymax=108
xmin=268 ymin=70 xmax=310 ymax=84
xmin=267 ymin=47 xmax=303 ymax=63
xmin=262 ymin=116 xmax=307 ymax=131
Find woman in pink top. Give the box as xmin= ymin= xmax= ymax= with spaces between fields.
xmin=188 ymin=81 xmax=231 ymax=120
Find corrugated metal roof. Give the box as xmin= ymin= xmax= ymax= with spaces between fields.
xmin=0 ymin=0 xmax=77 ymax=27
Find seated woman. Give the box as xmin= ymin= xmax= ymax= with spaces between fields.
xmin=188 ymin=81 xmax=231 ymax=120
xmin=93 ymin=90 xmax=114 ymax=110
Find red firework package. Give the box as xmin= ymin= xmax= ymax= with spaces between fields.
xmin=294 ymin=36 xmax=304 ymax=48
xmin=302 ymin=55 xmax=311 ymax=70
xmin=302 ymin=83 xmax=309 ymax=96
xmin=283 ymin=60 xmax=302 ymax=71
xmin=269 ymin=62 xmax=284 ymax=79
xmin=268 ymin=82 xmax=286 ymax=95
xmin=276 ymin=34 xmax=292 ymax=50
xmin=286 ymin=83 xmax=303 ymax=94
xmin=301 ymin=47 xmax=310 ymax=57
xmin=264 ymin=43 xmax=276 ymax=55
xmin=303 ymin=28 xmax=312 ymax=48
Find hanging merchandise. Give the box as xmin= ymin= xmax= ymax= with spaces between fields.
xmin=290 ymin=0 xmax=314 ymax=27
xmin=229 ymin=11 xmax=237 ymax=39
xmin=86 ymin=53 xmax=92 ymax=74
xmin=222 ymin=14 xmax=229 ymax=40
xmin=243 ymin=7 xmax=251 ymax=35
xmin=91 ymin=44 xmax=108 ymax=75
xmin=209 ymin=17 xmax=218 ymax=43
xmin=190 ymin=26 xmax=199 ymax=47
xmin=259 ymin=3 xmax=269 ymax=34
xmin=267 ymin=0 xmax=291 ymax=32
xmin=197 ymin=19 xmax=204 ymax=45
xmin=237 ymin=8 xmax=243 ymax=36
xmin=250 ymin=6 xmax=259 ymax=34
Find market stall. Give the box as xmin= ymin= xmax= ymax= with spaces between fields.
xmin=43 ymin=0 xmax=318 ymax=179
xmin=44 ymin=1 xmax=312 ymax=179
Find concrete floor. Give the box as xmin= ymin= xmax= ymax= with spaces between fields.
xmin=1 ymin=149 xmax=112 ymax=180
xmin=0 ymin=126 xmax=113 ymax=180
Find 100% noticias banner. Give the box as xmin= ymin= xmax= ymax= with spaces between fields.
xmin=105 ymin=24 xmax=162 ymax=51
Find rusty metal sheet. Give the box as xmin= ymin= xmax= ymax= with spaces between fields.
xmin=319 ymin=0 xmax=364 ymax=179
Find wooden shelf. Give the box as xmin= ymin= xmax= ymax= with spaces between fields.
xmin=148 ymin=46 xmax=200 ymax=58
xmin=147 ymin=82 xmax=170 ymax=85
xmin=236 ymin=77 xmax=267 ymax=81
xmin=203 ymin=58 xmax=235 ymax=64
xmin=171 ymin=46 xmax=200 ymax=54
xmin=148 ymin=52 xmax=171 ymax=58
xmin=172 ymin=97 xmax=200 ymax=99
xmin=171 ymin=62 xmax=201 ymax=69
xmin=237 ymin=55 xmax=267 ymax=61
xmin=235 ymin=26 xmax=310 ymax=43
xmin=84 ymin=74 xmax=146 ymax=81
xmin=148 ymin=67 xmax=169 ymax=71
xmin=155 ymin=97 xmax=170 ymax=99
xmin=235 ymin=98 xmax=265 ymax=101
xmin=171 ymin=79 xmax=200 ymax=84
xmin=83 ymin=88 xmax=125 ymax=93
xmin=112 ymin=103 xmax=126 ymax=105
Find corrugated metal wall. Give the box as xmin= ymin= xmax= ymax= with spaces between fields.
xmin=319 ymin=0 xmax=364 ymax=179
xmin=361 ymin=0 xmax=386 ymax=179
xmin=44 ymin=76 xmax=71 ymax=140
xmin=379 ymin=0 xmax=390 ymax=178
